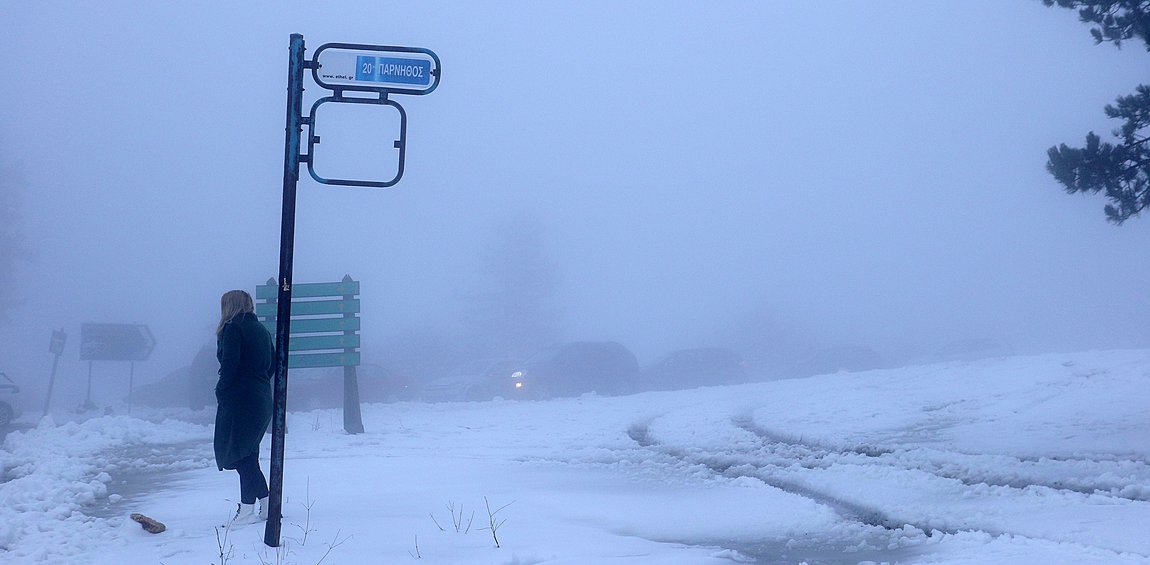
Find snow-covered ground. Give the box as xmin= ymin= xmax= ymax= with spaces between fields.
xmin=2 ymin=349 xmax=1149 ymax=564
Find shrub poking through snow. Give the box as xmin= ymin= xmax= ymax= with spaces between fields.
xmin=289 ymin=477 xmax=318 ymax=546
xmin=481 ymin=496 xmax=513 ymax=549
xmin=408 ymin=534 xmax=421 ymax=559
xmin=213 ymin=522 xmax=234 ymax=565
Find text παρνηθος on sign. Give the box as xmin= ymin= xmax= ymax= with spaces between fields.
xmin=354 ymin=56 xmax=431 ymax=86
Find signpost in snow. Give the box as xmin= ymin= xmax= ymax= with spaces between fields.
xmin=79 ymin=323 xmax=155 ymax=361
xmin=43 ymin=329 xmax=66 ymax=416
xmin=264 ymin=34 xmax=439 ymax=548
xmin=256 ymin=275 xmax=365 ymax=434
xmin=78 ymin=323 xmax=154 ymax=413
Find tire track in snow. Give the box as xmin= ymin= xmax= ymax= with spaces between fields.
xmin=733 ymin=417 xmax=1150 ymax=502
xmin=626 ymin=422 xmax=941 ymax=534
xmin=627 ymin=416 xmax=1150 ymax=560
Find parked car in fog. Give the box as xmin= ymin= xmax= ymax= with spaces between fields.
xmin=508 ymin=342 xmax=639 ymax=399
xmin=641 ymin=348 xmax=747 ymax=391
xmin=132 ymin=345 xmax=217 ymax=411
xmin=417 ymin=358 xmax=521 ymax=403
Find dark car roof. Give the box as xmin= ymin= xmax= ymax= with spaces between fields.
xmin=530 ymin=341 xmax=638 ymax=368
xmin=657 ymin=348 xmax=741 ymax=363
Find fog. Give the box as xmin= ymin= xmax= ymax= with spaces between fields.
xmin=2 ymin=2 xmax=1148 ymax=407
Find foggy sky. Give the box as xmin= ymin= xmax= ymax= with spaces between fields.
xmin=2 ymin=1 xmax=1149 ymax=403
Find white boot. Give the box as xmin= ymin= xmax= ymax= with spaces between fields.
xmin=225 ymin=502 xmax=261 ymax=527
xmin=257 ymin=496 xmax=269 ymax=520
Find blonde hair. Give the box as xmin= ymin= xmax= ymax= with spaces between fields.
xmin=217 ymin=290 xmax=255 ymax=335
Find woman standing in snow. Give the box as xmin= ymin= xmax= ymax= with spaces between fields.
xmin=214 ymin=289 xmax=274 ymax=525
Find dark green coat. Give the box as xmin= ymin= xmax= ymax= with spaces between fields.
xmin=214 ymin=312 xmax=274 ymax=471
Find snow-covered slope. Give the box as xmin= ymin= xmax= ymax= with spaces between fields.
xmin=2 ymin=350 xmax=1148 ymax=564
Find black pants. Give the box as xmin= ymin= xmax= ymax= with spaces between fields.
xmin=234 ymin=451 xmax=269 ymax=504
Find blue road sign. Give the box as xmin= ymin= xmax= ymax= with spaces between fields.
xmin=313 ymin=44 xmax=440 ymax=96
xmin=354 ymin=56 xmax=432 ymax=86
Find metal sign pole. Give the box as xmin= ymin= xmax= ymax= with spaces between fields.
xmin=261 ymin=32 xmax=438 ymax=547
xmin=127 ymin=361 xmax=134 ymax=415
xmin=265 ymin=32 xmax=306 ymax=548
xmin=43 ymin=352 xmax=60 ymax=416
xmin=84 ymin=361 xmax=94 ymax=410
xmin=43 ymin=330 xmax=65 ymax=416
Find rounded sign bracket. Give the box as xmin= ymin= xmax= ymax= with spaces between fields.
xmin=311 ymin=43 xmax=441 ymax=96
xmin=305 ymin=96 xmax=408 ymax=188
